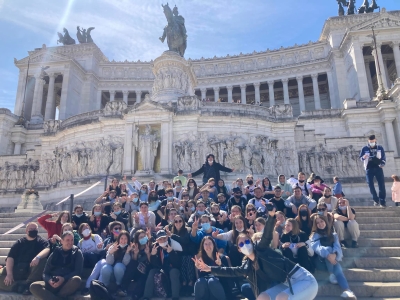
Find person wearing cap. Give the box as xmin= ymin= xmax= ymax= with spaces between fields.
xmin=227 ymin=187 xmax=248 ymax=213
xmin=188 ymin=154 xmax=234 ymax=184
xmin=142 ymin=230 xmax=182 ymax=300
xmin=359 ymin=134 xmax=387 ymax=207
xmin=310 ymin=176 xmax=329 ymax=202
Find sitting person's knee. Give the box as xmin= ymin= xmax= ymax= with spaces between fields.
xmin=257 ymin=292 xmax=271 ymax=300
xmin=276 ymin=292 xmax=289 ymax=300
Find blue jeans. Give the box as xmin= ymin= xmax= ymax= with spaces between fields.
xmin=194 ymin=277 xmax=226 ymax=300
xmin=324 ymin=259 xmax=349 ymax=290
xmin=85 ymin=259 xmax=106 ymax=288
xmin=101 ymin=263 xmax=126 ymax=286
xmin=366 ymin=167 xmax=386 ymax=205
xmin=241 ymin=283 xmax=255 ymax=300
xmin=262 ymin=265 xmax=318 ymax=300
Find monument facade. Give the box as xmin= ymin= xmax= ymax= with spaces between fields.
xmin=0 ymin=7 xmax=400 ymax=209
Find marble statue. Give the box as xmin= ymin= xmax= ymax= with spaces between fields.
xmin=137 ymin=125 xmax=159 ymax=172
xmin=77 ymin=26 xmax=95 ymax=43
xmin=160 ymin=3 xmax=187 ymax=56
xmin=57 ymin=28 xmax=76 ymax=45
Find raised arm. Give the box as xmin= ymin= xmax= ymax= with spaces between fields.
xmin=257 ymin=208 xmax=276 ymax=250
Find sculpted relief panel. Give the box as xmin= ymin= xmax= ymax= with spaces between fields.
xmin=298 ymin=145 xmax=365 ymax=178
xmin=173 ymin=133 xmax=298 ymax=177
xmin=0 ymin=137 xmax=124 ymax=191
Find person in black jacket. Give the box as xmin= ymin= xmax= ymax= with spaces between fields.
xmin=280 ymin=218 xmax=313 ymax=272
xmin=88 ymin=204 xmax=110 ymax=238
xmin=188 ymin=154 xmax=234 ymax=184
xmin=142 ymin=230 xmax=183 ymax=300
xmin=71 ymin=205 xmax=90 ymax=230
xmin=193 ymin=204 xmax=318 ymax=300
xmin=110 ymin=202 xmax=130 ymax=230
xmin=30 ymin=231 xmax=83 ymax=300
xmin=167 ymin=214 xmax=197 ymax=296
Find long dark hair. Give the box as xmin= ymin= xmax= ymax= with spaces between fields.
xmin=171 ymin=215 xmax=186 ymax=235
xmin=198 ymin=236 xmax=218 ymax=264
xmin=133 ymin=229 xmax=147 ymax=250
xmin=56 ymin=211 xmax=71 ymax=224
xmin=311 ymin=215 xmax=334 ymax=244
xmin=187 ymin=178 xmax=198 ymax=191
xmin=231 ymin=215 xmax=247 ymax=244
xmin=295 ymin=204 xmax=312 ymax=231
xmin=217 ymin=179 xmax=228 ymax=195
xmin=262 ymin=177 xmax=273 ymax=191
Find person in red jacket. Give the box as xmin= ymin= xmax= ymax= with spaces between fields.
xmin=38 ymin=211 xmax=71 ymax=238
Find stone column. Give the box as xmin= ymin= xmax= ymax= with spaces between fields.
xmin=122 ymin=90 xmax=129 ymax=104
xmin=311 ymin=74 xmax=321 ymax=110
xmin=14 ymin=71 xmax=27 ymax=116
xmin=135 ymin=90 xmax=142 ymax=103
xmin=375 ymin=44 xmax=389 ymax=90
xmin=96 ymin=90 xmax=102 ymax=110
xmin=59 ymin=70 xmax=70 ymax=120
xmin=391 ymin=42 xmax=400 ymax=79
xmin=213 ymin=87 xmax=220 ymax=102
xmin=227 ymin=85 xmax=233 ymax=103
xmin=384 ymin=119 xmax=398 ymax=156
xmin=254 ymin=82 xmax=261 ymax=104
xmin=383 ymin=59 xmax=392 ymax=88
xmin=268 ymin=80 xmax=275 ymax=106
xmin=240 ymin=84 xmax=246 ymax=104
xmin=31 ymin=75 xmax=45 ymax=123
xmin=282 ymin=78 xmax=290 ymax=104
xmin=200 ymin=88 xmax=206 ymax=101
xmin=326 ymin=71 xmax=338 ymax=109
xmin=160 ymin=122 xmax=170 ymax=174
xmin=351 ymin=40 xmax=370 ymax=100
xmin=44 ymin=73 xmax=56 ymax=120
xmin=296 ymin=76 xmax=305 ymax=112
xmin=14 ymin=143 xmax=22 ymax=155
xmin=372 ymin=50 xmax=384 ymax=93
xmin=365 ymin=61 xmax=374 ymax=99
xmin=109 ymin=90 xmax=116 ymax=102
xmin=123 ymin=123 xmax=134 ymax=174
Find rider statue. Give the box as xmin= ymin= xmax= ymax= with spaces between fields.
xmin=160 ymin=3 xmax=187 ymax=57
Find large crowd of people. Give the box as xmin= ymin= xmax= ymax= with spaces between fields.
xmin=0 ymin=143 xmax=398 ymax=299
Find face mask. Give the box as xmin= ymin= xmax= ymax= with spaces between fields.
xmin=247 ymin=180 xmax=253 ymax=185
xmin=318 ymin=211 xmax=324 ymax=216
xmin=240 ymin=243 xmax=254 ymax=256
xmin=339 ymin=205 xmax=347 ymax=210
xmin=139 ymin=236 xmax=148 ymax=245
xmin=280 ymin=222 xmax=285 ymax=228
xmin=133 ymin=197 xmax=139 ymax=202
xmin=324 ymin=194 xmax=331 ymax=198
xmin=236 ymin=228 xmax=244 ymax=233
xmin=298 ymin=180 xmax=305 ymax=183
xmin=28 ymin=230 xmax=38 ymax=238
xmin=75 ymin=213 xmax=83 ymax=218
xmin=180 ymin=206 xmax=185 ymax=211
xmin=202 ymin=223 xmax=211 ymax=231
xmin=114 ymin=211 xmax=121 ymax=215
xmin=369 ymin=142 xmax=376 ymax=147
xmin=141 ymin=189 xmax=147 ymax=193
xmin=119 ymin=243 xmax=128 ymax=248
xmin=82 ymin=229 xmax=91 ymax=237
xmin=159 ymin=241 xmax=168 ymax=247
xmin=190 ymin=206 xmax=195 ymax=212
xmin=208 ymin=160 xmax=213 ymax=164
xmin=113 ymin=229 xmax=120 ymax=235
xmin=176 ymin=185 xmax=181 ymax=188
xmin=299 ymin=210 xmax=308 ymax=217
xmin=212 ymin=212 xmax=220 ymax=217
xmin=260 ymin=228 xmax=264 ymax=233
xmin=94 ymin=211 xmax=102 ymax=216
xmin=189 ymin=184 xmax=194 ymax=188
xmin=197 ymin=210 xmax=205 ymax=215
xmin=167 ymin=196 xmax=174 ymax=201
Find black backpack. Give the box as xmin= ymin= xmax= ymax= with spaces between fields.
xmin=89 ymin=280 xmax=114 ymax=300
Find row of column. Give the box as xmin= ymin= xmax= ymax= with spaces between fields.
xmin=199 ymin=73 xmax=329 ymax=110
xmin=102 ymin=89 xmax=143 ymax=104
xmin=30 ymin=73 xmax=58 ymax=123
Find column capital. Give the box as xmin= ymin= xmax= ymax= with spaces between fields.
xmin=281 ymin=78 xmax=289 ymax=83
xmin=109 ymin=90 xmax=116 ymax=95
xmin=267 ymin=80 xmax=274 ymax=85
xmin=296 ymin=75 xmax=303 ymax=81
xmin=311 ymin=73 xmax=319 ymax=80
xmin=213 ymin=86 xmax=220 ymax=92
xmin=200 ymin=87 xmax=207 ymax=92
xmin=226 ymin=85 xmax=233 ymax=90
xmin=47 ymin=72 xmax=56 ymax=79
xmin=122 ymin=90 xmax=129 ymax=95
xmin=135 ymin=89 xmax=142 ymax=93
xmin=253 ymin=82 xmax=261 ymax=88
xmin=390 ymin=41 xmax=400 ymax=48
xmin=240 ymin=84 xmax=246 ymax=89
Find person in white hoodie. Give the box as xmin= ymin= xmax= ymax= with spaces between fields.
xmin=77 ymin=223 xmax=103 ymax=268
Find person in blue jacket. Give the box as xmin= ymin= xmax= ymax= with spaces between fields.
xmin=190 ymin=214 xmax=227 ymax=252
xmin=359 ymin=134 xmax=387 ymax=207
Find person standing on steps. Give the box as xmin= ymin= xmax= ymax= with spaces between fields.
xmin=359 ymin=134 xmax=387 ymax=207
xmin=188 ymin=154 xmax=234 ymax=185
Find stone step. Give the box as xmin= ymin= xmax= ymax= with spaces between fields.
xmin=0 ymin=233 xmax=49 ymax=241
xmin=0 ymin=293 xmax=196 ymax=300
xmin=316 ymin=282 xmax=400 ymax=298
xmin=342 ymin=247 xmax=400 ymax=257
xmin=358 ymin=238 xmax=400 ymax=247
xmin=342 ymin=257 xmax=400 ymax=269
xmin=316 ymin=297 xmax=400 ymax=300
xmin=0 ymin=227 xmax=48 ymax=234
xmin=359 ymin=223 xmax=400 ymax=230
xmin=359 ymin=230 xmax=400 ymax=238
xmin=314 ymin=268 xmax=400 ymax=282
xmin=355 ymin=211 xmax=400 ymax=217
xmin=356 ymin=216 xmax=400 ymax=223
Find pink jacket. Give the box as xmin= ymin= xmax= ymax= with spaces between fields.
xmin=392 ymin=182 xmax=400 ymax=203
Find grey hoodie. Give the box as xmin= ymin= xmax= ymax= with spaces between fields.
xmin=277 ymin=175 xmax=293 ymax=200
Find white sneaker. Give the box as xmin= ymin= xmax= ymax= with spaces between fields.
xmin=329 ymin=273 xmax=338 ymax=284
xmin=341 ymin=290 xmax=357 ymax=299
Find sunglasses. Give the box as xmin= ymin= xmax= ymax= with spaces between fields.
xmin=182 ymin=195 xmax=189 ymax=197
xmin=174 ymin=220 xmax=183 ymax=223
xmin=248 ymin=208 xmax=256 ymax=212
xmin=317 ymin=208 xmax=326 ymax=212
xmin=238 ymin=239 xmax=251 ymax=248
xmin=113 ymin=227 xmax=121 ymax=231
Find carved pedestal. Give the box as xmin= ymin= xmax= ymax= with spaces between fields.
xmin=15 ymin=193 xmax=44 ymax=213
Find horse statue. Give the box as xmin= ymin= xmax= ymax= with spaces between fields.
xmin=358 ymin=0 xmax=379 ymax=13
xmin=76 ymin=26 xmax=95 ymax=43
xmin=347 ymin=0 xmax=356 ymax=15
xmin=368 ymin=0 xmax=379 ymax=12
xmin=57 ymin=28 xmax=76 ymax=45
xmin=159 ymin=3 xmax=187 ymax=57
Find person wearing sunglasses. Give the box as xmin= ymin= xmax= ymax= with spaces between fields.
xmin=245 ymin=203 xmax=258 ymax=227
xmin=310 ymin=202 xmax=334 ymax=231
xmin=193 ymin=206 xmax=318 ymax=300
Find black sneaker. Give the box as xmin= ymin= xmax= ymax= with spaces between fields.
xmin=81 ymin=287 xmax=90 ymax=295
xmin=352 ymin=240 xmax=358 ymax=248
xmin=340 ymin=240 xmax=348 ymax=248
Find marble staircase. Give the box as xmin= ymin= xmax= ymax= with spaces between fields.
xmin=0 ymin=207 xmax=399 ymax=299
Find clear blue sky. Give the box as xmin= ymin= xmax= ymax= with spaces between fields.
xmin=0 ymin=0 xmax=398 ymax=112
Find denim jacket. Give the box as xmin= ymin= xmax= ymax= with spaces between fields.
xmin=310 ymin=232 xmax=343 ymax=261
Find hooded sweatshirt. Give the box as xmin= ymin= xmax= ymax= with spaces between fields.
xmin=277 ymin=175 xmax=293 ymax=200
